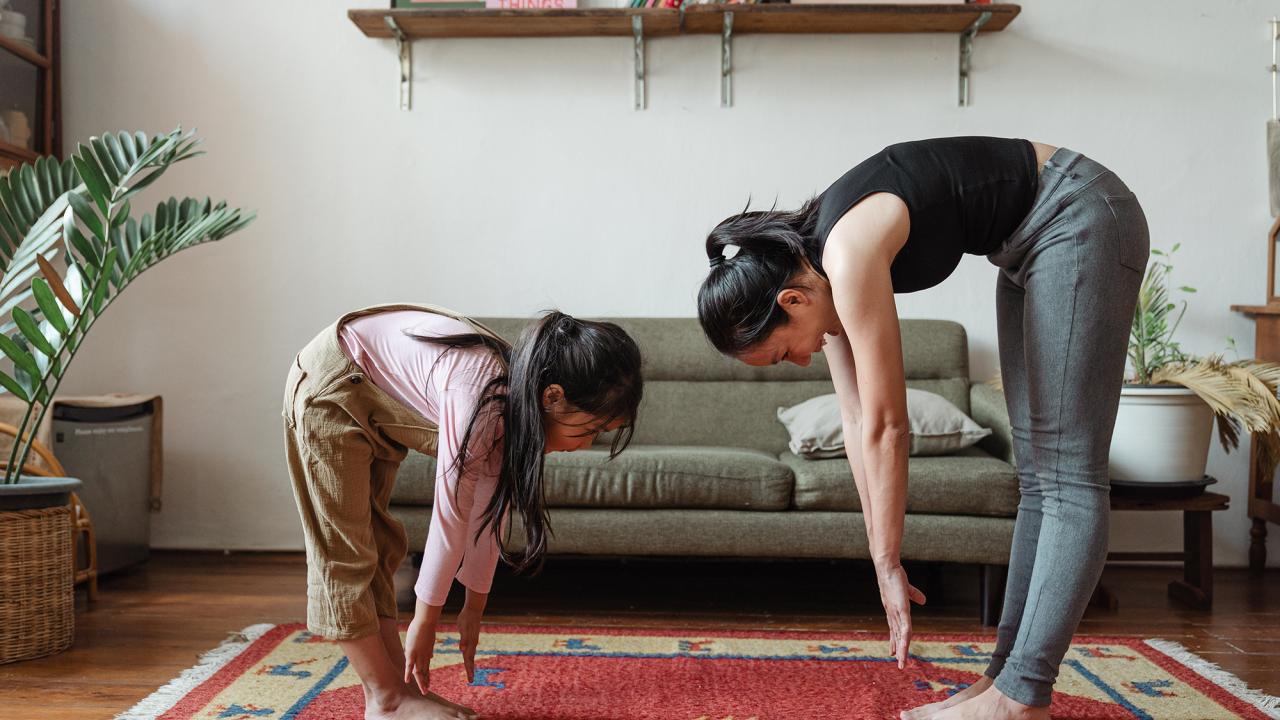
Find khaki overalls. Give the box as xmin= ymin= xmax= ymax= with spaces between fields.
xmin=282 ymin=304 xmax=506 ymax=640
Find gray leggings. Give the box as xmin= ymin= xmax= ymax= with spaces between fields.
xmin=982 ymin=148 xmax=1150 ymax=707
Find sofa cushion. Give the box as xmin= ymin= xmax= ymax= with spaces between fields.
xmin=624 ymin=378 xmax=971 ymax=455
xmin=391 ymin=451 xmax=437 ymax=506
xmin=776 ymin=389 xmax=992 ymax=459
xmin=782 ymin=447 xmax=1018 ymax=517
xmin=392 ymin=445 xmax=795 ymax=511
xmin=544 ymin=446 xmax=793 ymax=510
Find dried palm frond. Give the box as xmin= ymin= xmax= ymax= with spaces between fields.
xmin=1152 ymin=357 xmax=1280 ymax=480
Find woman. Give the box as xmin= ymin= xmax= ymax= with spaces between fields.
xmin=284 ymin=305 xmax=643 ymax=720
xmin=697 ymin=137 xmax=1148 ymax=720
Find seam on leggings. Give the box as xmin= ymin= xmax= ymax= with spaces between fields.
xmin=1019 ymin=232 xmax=1082 ymax=652
xmin=1048 ymin=171 xmax=1113 ymax=211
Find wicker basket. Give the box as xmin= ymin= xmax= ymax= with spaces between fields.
xmin=0 ymin=505 xmax=74 ymax=664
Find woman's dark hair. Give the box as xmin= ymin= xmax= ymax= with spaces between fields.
xmin=698 ymin=196 xmax=823 ymax=356
xmin=414 ymin=312 xmax=643 ymax=573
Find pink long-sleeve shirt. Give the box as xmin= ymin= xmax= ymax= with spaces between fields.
xmin=338 ymin=310 xmax=504 ymax=606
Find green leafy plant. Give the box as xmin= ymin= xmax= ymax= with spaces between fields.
xmin=0 ymin=128 xmax=254 ymax=483
xmin=1130 ymin=245 xmax=1280 ymax=479
xmin=1129 ymin=244 xmax=1196 ymax=385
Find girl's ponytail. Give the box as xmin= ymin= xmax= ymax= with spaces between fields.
xmin=433 ymin=311 xmax=643 ymax=573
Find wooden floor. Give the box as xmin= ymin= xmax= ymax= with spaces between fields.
xmin=1 ymin=552 xmax=1277 ymax=719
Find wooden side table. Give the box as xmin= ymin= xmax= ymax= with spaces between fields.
xmin=1231 ymin=300 xmax=1280 ymax=572
xmin=1098 ymin=490 xmax=1229 ymax=611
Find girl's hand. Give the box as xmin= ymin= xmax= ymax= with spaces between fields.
xmin=457 ymin=591 xmax=488 ymax=683
xmin=404 ymin=603 xmax=442 ymax=695
xmin=876 ymin=563 xmax=927 ymax=669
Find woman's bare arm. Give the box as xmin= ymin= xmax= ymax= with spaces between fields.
xmin=821 ymin=192 xmax=924 ymax=667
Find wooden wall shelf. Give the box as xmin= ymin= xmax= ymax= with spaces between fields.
xmin=681 ymin=4 xmax=1017 ymax=34
xmin=349 ymin=4 xmax=1020 ymax=110
xmin=350 ymin=8 xmax=682 ymax=38
xmin=349 ymin=4 xmax=1018 ymax=39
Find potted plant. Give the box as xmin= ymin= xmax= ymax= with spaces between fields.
xmin=1109 ymin=244 xmax=1280 ymax=488
xmin=0 ymin=128 xmax=253 ymax=664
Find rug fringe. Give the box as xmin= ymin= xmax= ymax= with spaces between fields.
xmin=1146 ymin=638 xmax=1280 ymax=719
xmin=114 ymin=623 xmax=276 ymax=720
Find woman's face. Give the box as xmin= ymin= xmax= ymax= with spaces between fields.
xmin=738 ymin=287 xmax=841 ymax=368
xmin=541 ymin=384 xmax=627 ymax=453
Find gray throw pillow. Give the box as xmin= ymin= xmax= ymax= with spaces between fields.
xmin=776 ymin=389 xmax=992 ymax=459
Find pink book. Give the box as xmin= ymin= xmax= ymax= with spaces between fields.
xmin=485 ymin=0 xmax=577 ymax=6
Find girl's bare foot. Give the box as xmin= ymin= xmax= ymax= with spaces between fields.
xmin=929 ymin=685 xmax=1050 ymax=720
xmin=423 ymin=689 xmax=478 ymax=719
xmin=366 ymin=691 xmax=475 ymax=720
xmin=900 ymin=675 xmax=992 ymax=719
xmin=397 ymin=674 xmax=478 ymax=717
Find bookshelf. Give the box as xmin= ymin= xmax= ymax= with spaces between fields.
xmin=680 ymin=4 xmax=1018 ymax=34
xmin=349 ymin=4 xmax=1020 ymax=110
xmin=351 ymin=7 xmax=682 ymax=38
xmin=0 ymin=0 xmax=61 ymax=172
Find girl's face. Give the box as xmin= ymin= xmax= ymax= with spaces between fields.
xmin=541 ymin=384 xmax=627 ymax=453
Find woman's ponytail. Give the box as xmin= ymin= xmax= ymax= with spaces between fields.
xmin=699 ymin=196 xmax=822 ymax=355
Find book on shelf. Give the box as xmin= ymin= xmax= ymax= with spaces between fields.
xmin=485 ymin=0 xmax=578 ymax=6
xmin=393 ymin=0 xmax=487 ymax=8
xmin=628 ymin=0 xmax=776 ymax=6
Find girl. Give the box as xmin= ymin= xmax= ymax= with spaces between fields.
xmin=283 ymin=304 xmax=643 ymax=720
xmin=696 ymin=137 xmax=1148 ymax=720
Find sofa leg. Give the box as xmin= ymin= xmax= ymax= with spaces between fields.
xmin=980 ymin=564 xmax=1007 ymax=627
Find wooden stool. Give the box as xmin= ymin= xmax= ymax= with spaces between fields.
xmin=1095 ymin=487 xmax=1229 ymax=611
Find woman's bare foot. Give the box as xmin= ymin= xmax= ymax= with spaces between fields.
xmin=900 ymin=675 xmax=992 ymax=719
xmin=929 ymin=685 xmax=1049 ymax=720
xmin=366 ymin=690 xmax=475 ymax=720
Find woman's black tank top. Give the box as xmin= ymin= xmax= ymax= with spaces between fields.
xmin=813 ymin=136 xmax=1038 ymax=293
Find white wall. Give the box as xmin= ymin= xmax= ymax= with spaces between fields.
xmin=59 ymin=0 xmax=1280 ymax=566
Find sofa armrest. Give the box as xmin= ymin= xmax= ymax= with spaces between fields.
xmin=970 ymin=382 xmax=1015 ymax=466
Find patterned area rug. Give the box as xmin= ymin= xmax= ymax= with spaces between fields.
xmin=116 ymin=624 xmax=1280 ymax=720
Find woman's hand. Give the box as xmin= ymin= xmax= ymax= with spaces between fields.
xmin=876 ymin=563 xmax=927 ymax=669
xmin=457 ymin=590 xmax=488 ymax=683
xmin=404 ymin=607 xmax=439 ymax=695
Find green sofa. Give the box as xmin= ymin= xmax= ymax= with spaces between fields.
xmin=390 ymin=318 xmax=1018 ymax=624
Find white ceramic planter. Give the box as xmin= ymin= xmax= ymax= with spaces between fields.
xmin=1109 ymin=385 xmax=1214 ymax=483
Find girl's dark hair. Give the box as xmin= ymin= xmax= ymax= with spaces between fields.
xmin=698 ymin=196 xmax=824 ymax=356
xmin=415 ymin=312 xmax=643 ymax=573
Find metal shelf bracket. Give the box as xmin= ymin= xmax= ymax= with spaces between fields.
xmin=958 ymin=11 xmax=991 ymax=107
xmin=721 ymin=11 xmax=734 ymax=108
xmin=385 ymin=16 xmax=412 ymax=111
xmin=633 ymin=15 xmax=646 ymax=111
